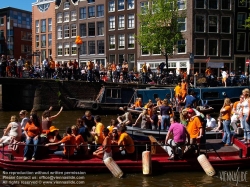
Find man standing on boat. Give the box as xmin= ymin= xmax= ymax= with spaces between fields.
xmin=165 ymin=116 xmax=190 ymax=160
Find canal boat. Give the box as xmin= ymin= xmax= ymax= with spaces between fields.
xmin=0 ymin=136 xmax=249 ymax=172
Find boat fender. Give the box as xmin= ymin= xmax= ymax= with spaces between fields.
xmin=142 ymin=151 xmax=152 ymax=175
xmin=92 ymin=102 xmax=99 ymax=110
xmin=103 ymin=157 xmax=123 ymax=178
xmin=197 ymin=154 xmax=216 ymax=176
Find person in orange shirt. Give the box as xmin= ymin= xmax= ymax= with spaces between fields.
xmin=117 ymin=125 xmax=135 ymax=155
xmin=181 ymin=79 xmax=188 ymax=101
xmin=111 ymin=62 xmax=117 ymax=82
xmin=45 ymin=127 xmax=76 ymax=158
xmin=186 ymin=108 xmax=203 ymax=145
xmin=71 ymin=125 xmax=87 ymax=155
xmin=205 ymin=67 xmax=212 ymax=86
xmin=91 ymin=115 xmax=104 ymax=146
xmin=49 ymin=57 xmax=55 ymax=79
xmin=174 ymin=82 xmax=182 ymax=111
xmin=220 ymin=98 xmax=232 ymax=146
xmin=23 ymin=113 xmax=42 ymax=161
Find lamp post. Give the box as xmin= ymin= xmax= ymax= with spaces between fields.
xmin=75 ymin=36 xmax=83 ymax=67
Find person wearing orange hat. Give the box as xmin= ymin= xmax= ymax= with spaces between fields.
xmin=46 ymin=126 xmax=62 ymax=153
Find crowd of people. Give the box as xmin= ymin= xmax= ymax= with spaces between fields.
xmin=0 ymin=108 xmax=135 ymax=161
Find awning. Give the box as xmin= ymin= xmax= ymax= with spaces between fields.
xmin=207 ymin=62 xmax=224 ymax=68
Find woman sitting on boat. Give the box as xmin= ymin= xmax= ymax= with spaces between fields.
xmin=117 ymin=125 xmax=135 ymax=156
xmin=0 ymin=115 xmax=22 ymax=147
xmin=19 ymin=110 xmax=29 ymax=131
xmin=107 ymin=119 xmax=119 ymax=135
xmin=91 ymin=115 xmax=105 ymax=148
xmin=110 ymin=128 xmax=120 ymax=157
xmin=93 ymin=128 xmax=112 ymax=159
xmin=71 ymin=125 xmax=87 ymax=155
xmin=132 ymin=108 xmax=151 ymax=129
xmin=23 ymin=113 xmax=42 ymax=161
xmin=45 ymin=127 xmax=76 ymax=158
xmin=42 ymin=106 xmax=63 ymax=130
xmin=46 ymin=126 xmax=62 ymax=153
xmin=117 ymin=106 xmax=132 ymax=126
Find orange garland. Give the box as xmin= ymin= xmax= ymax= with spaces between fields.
xmin=75 ymin=36 xmax=83 ymax=45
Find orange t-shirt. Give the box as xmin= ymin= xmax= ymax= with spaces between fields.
xmin=61 ymin=134 xmax=76 ymax=156
xmin=111 ymin=64 xmax=116 ymax=71
xmin=221 ymin=106 xmax=231 ymax=120
xmin=174 ymin=85 xmax=181 ymax=97
xmin=24 ymin=122 xmax=42 ymax=137
xmin=232 ymin=101 xmax=239 ymax=114
xmin=49 ymin=60 xmax=55 ymax=69
xmin=186 ymin=116 xmax=202 ymax=139
xmin=75 ymin=134 xmax=85 ymax=146
xmin=181 ymin=82 xmax=187 ymax=91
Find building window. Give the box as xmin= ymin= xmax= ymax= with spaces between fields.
xmin=88 ymin=41 xmax=95 ymax=54
xmin=71 ymin=43 xmax=77 ymax=55
xmin=128 ymin=54 xmax=134 ymax=63
xmin=57 ymin=13 xmax=62 ymax=23
xmin=88 ymin=23 xmax=95 ymax=36
xmin=80 ymin=7 xmax=86 ymax=19
xmin=109 ymin=1 xmax=115 ymax=12
xmin=118 ymin=0 xmax=125 ymax=10
xmin=118 ymin=54 xmax=124 ymax=64
xmin=195 ymin=39 xmax=205 ymax=56
xmin=71 ymin=24 xmax=77 ymax=37
xmin=140 ymin=2 xmax=148 ymax=14
xmin=35 ymin=20 xmax=39 ymax=33
xmin=118 ymin=34 xmax=125 ymax=49
xmin=71 ymin=11 xmax=77 ymax=21
xmin=237 ymin=13 xmax=246 ymax=29
xmin=238 ymin=0 xmax=246 ymax=7
xmin=41 ymin=34 xmax=46 ymax=48
xmin=0 ymin=17 xmax=4 ymax=25
xmin=127 ymin=0 xmax=134 ymax=9
xmin=48 ymin=18 xmax=52 ymax=32
xmin=195 ymin=15 xmax=205 ymax=32
xmin=64 ymin=43 xmax=70 ymax=56
xmin=128 ymin=14 xmax=134 ymax=28
xmin=221 ymin=40 xmax=230 ymax=56
xmin=97 ymin=40 xmax=104 ymax=54
xmin=177 ymin=40 xmax=186 ymax=53
xmin=88 ymin=6 xmax=95 ymax=18
xmin=221 ymin=17 xmax=231 ymax=33
xmin=109 ymin=16 xmax=115 ymax=30
xmin=81 ymin=42 xmax=87 ymax=55
xmin=221 ymin=0 xmax=230 ymax=10
xmin=80 ymin=24 xmax=86 ymax=37
xmin=41 ymin=19 xmax=46 ymax=33
xmin=195 ymin=0 xmax=205 ymax=9
xmin=97 ymin=5 xmax=104 ymax=17
xmin=88 ymin=0 xmax=95 ymax=3
xmin=141 ymin=46 xmax=150 ymax=55
xmin=64 ymin=25 xmax=70 ymax=38
xmin=58 ymin=44 xmax=62 ymax=56
xmin=208 ymin=0 xmax=218 ymax=9
xmin=64 ymin=12 xmax=69 ymax=22
xmin=118 ymin=15 xmax=125 ymax=29
xmin=97 ymin=22 xmax=104 ymax=36
xmin=109 ymin=54 xmax=115 ymax=63
xmin=178 ymin=17 xmax=186 ymax=32
xmin=128 ymin=34 xmax=134 ymax=48
xmin=208 ymin=40 xmax=218 ymax=56
xmin=48 ymin=34 xmax=52 ymax=47
xmin=64 ymin=2 xmax=70 ymax=9
xmin=178 ymin=0 xmax=186 ymax=9
xmin=57 ymin=26 xmax=62 ymax=39
xmin=109 ymin=35 xmax=115 ymax=49
xmin=208 ymin=16 xmax=218 ymax=33
xmin=236 ymin=32 xmax=245 ymax=51
xmin=36 ymin=35 xmax=39 ymax=48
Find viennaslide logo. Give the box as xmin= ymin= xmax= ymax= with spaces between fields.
xmin=219 ymin=167 xmax=248 ymax=186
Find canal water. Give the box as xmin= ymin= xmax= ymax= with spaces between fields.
xmin=0 ymin=110 xmax=250 ymax=187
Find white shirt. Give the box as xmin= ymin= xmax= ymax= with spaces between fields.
xmin=206 ymin=117 xmax=216 ymax=128
xmin=222 ymin=71 xmax=227 ymax=78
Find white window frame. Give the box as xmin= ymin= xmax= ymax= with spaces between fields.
xmin=57 ymin=26 xmax=62 ymax=39
xmin=48 ymin=18 xmax=52 ymax=32
xmin=128 ymin=34 xmax=134 ymax=48
xmin=128 ymin=14 xmax=135 ymax=29
xmin=208 ymin=39 xmax=218 ymax=56
xmin=127 ymin=0 xmax=134 ymax=9
xmin=57 ymin=13 xmax=62 ymax=23
xmin=64 ymin=43 xmax=70 ymax=56
xmin=64 ymin=2 xmax=70 ymax=9
xmin=88 ymin=6 xmax=95 ymax=18
xmin=221 ymin=39 xmax=231 ymax=57
xmin=97 ymin=5 xmax=104 ymax=17
xmin=58 ymin=43 xmax=63 ymax=56
xmin=79 ymin=7 xmax=86 ymax=19
xmin=64 ymin=12 xmax=69 ymax=22
xmin=71 ymin=10 xmax=77 ymax=21
xmin=118 ymin=0 xmax=125 ymax=10
xmin=178 ymin=17 xmax=186 ymax=32
xmin=97 ymin=22 xmax=104 ymax=36
xmin=109 ymin=35 xmax=115 ymax=49
xmin=64 ymin=25 xmax=70 ymax=38
xmin=178 ymin=0 xmax=186 ymax=10
xmin=108 ymin=1 xmax=115 ymax=12
xmin=118 ymin=15 xmax=125 ymax=29
xmin=177 ymin=40 xmax=186 ymax=54
xmin=71 ymin=24 xmax=77 ymax=37
xmin=35 ymin=20 xmax=39 ymax=33
xmin=109 ymin=16 xmax=115 ymax=30
xmin=118 ymin=34 xmax=125 ymax=49
xmin=71 ymin=43 xmax=77 ymax=55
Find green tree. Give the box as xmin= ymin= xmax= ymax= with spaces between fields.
xmin=136 ymin=0 xmax=184 ymax=75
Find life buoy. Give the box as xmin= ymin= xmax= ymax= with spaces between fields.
xmin=92 ymin=102 xmax=99 ymax=110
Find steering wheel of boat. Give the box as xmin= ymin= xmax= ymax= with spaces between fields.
xmin=92 ymin=102 xmax=99 ymax=110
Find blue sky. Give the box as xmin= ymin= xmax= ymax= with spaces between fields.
xmin=1 ymin=0 xmax=35 ymax=12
